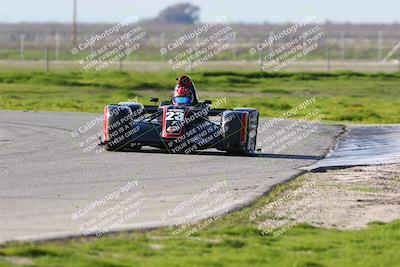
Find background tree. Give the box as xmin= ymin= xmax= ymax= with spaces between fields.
xmin=156 ymin=3 xmax=200 ymax=24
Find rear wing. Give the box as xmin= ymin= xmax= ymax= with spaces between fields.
xmin=144 ymin=106 xmax=227 ymax=115
xmin=208 ymin=108 xmax=228 ymax=116
xmin=144 ymin=96 xmax=229 ymax=116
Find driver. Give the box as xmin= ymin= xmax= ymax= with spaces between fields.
xmin=172 ymin=75 xmax=198 ymax=106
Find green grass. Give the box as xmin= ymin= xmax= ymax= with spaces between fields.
xmin=1 ymin=174 xmax=399 ymax=267
xmin=350 ymin=185 xmax=379 ymax=193
xmin=0 ymin=70 xmax=400 ymax=123
xmin=1 ymin=70 xmax=399 ymax=266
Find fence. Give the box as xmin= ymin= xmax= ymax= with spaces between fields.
xmin=1 ymin=26 xmax=399 ymax=72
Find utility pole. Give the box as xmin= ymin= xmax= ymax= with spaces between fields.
xmin=398 ymin=50 xmax=400 ymax=72
xmin=327 ymin=47 xmax=331 ymax=73
xmin=160 ymin=33 xmax=165 ymax=60
xmin=269 ymin=31 xmax=274 ymax=56
xmin=119 ymin=57 xmax=123 ymax=72
xmin=119 ymin=43 xmax=126 ymax=72
xmin=55 ymin=33 xmax=60 ymax=61
xmin=91 ymin=39 xmax=94 ymax=54
xmin=45 ymin=47 xmax=49 ymax=72
xmin=340 ymin=32 xmax=345 ymax=62
xmin=378 ymin=31 xmax=383 ymax=61
xmin=19 ymin=34 xmax=25 ymax=61
xmin=232 ymin=34 xmax=237 ymax=60
xmin=72 ymin=0 xmax=77 ymax=47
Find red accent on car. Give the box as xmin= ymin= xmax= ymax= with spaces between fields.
xmin=161 ymin=106 xmax=168 ymax=138
xmin=161 ymin=107 xmax=187 ymax=139
xmin=103 ymin=106 xmax=109 ymax=143
xmin=240 ymin=112 xmax=249 ymax=144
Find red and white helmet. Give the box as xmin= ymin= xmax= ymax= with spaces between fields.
xmin=172 ymin=76 xmax=197 ymax=106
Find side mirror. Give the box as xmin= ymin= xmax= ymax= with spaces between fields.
xmin=204 ymin=100 xmax=212 ymax=104
xmin=150 ymin=98 xmax=159 ymax=106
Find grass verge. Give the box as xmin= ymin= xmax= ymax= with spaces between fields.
xmin=0 ymin=70 xmax=399 ymax=123
xmin=0 ymin=173 xmax=399 ymax=267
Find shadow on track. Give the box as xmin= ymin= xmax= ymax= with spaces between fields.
xmin=118 ymin=147 xmax=322 ymax=160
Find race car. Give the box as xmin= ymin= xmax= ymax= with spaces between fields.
xmin=101 ymin=75 xmax=259 ymax=154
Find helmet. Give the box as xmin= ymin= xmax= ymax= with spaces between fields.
xmin=173 ymin=86 xmax=193 ymax=105
xmin=172 ymin=76 xmax=197 ymax=106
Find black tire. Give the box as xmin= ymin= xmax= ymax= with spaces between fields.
xmin=221 ymin=108 xmax=259 ymax=154
xmin=118 ymin=102 xmax=144 ymax=118
xmin=234 ymin=108 xmax=259 ymax=153
xmin=103 ymin=103 xmax=143 ymax=152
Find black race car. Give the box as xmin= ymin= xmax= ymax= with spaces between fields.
xmin=101 ymin=76 xmax=259 ymax=154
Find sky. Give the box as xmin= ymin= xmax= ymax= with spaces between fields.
xmin=0 ymin=0 xmax=399 ymax=24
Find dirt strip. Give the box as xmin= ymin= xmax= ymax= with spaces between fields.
xmin=271 ymin=164 xmax=400 ymax=230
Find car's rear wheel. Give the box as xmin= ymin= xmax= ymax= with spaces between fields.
xmin=221 ymin=108 xmax=259 ymax=154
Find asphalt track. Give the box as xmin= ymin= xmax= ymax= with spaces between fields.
xmin=306 ymin=125 xmax=400 ymax=170
xmin=0 ymin=110 xmax=342 ymax=243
